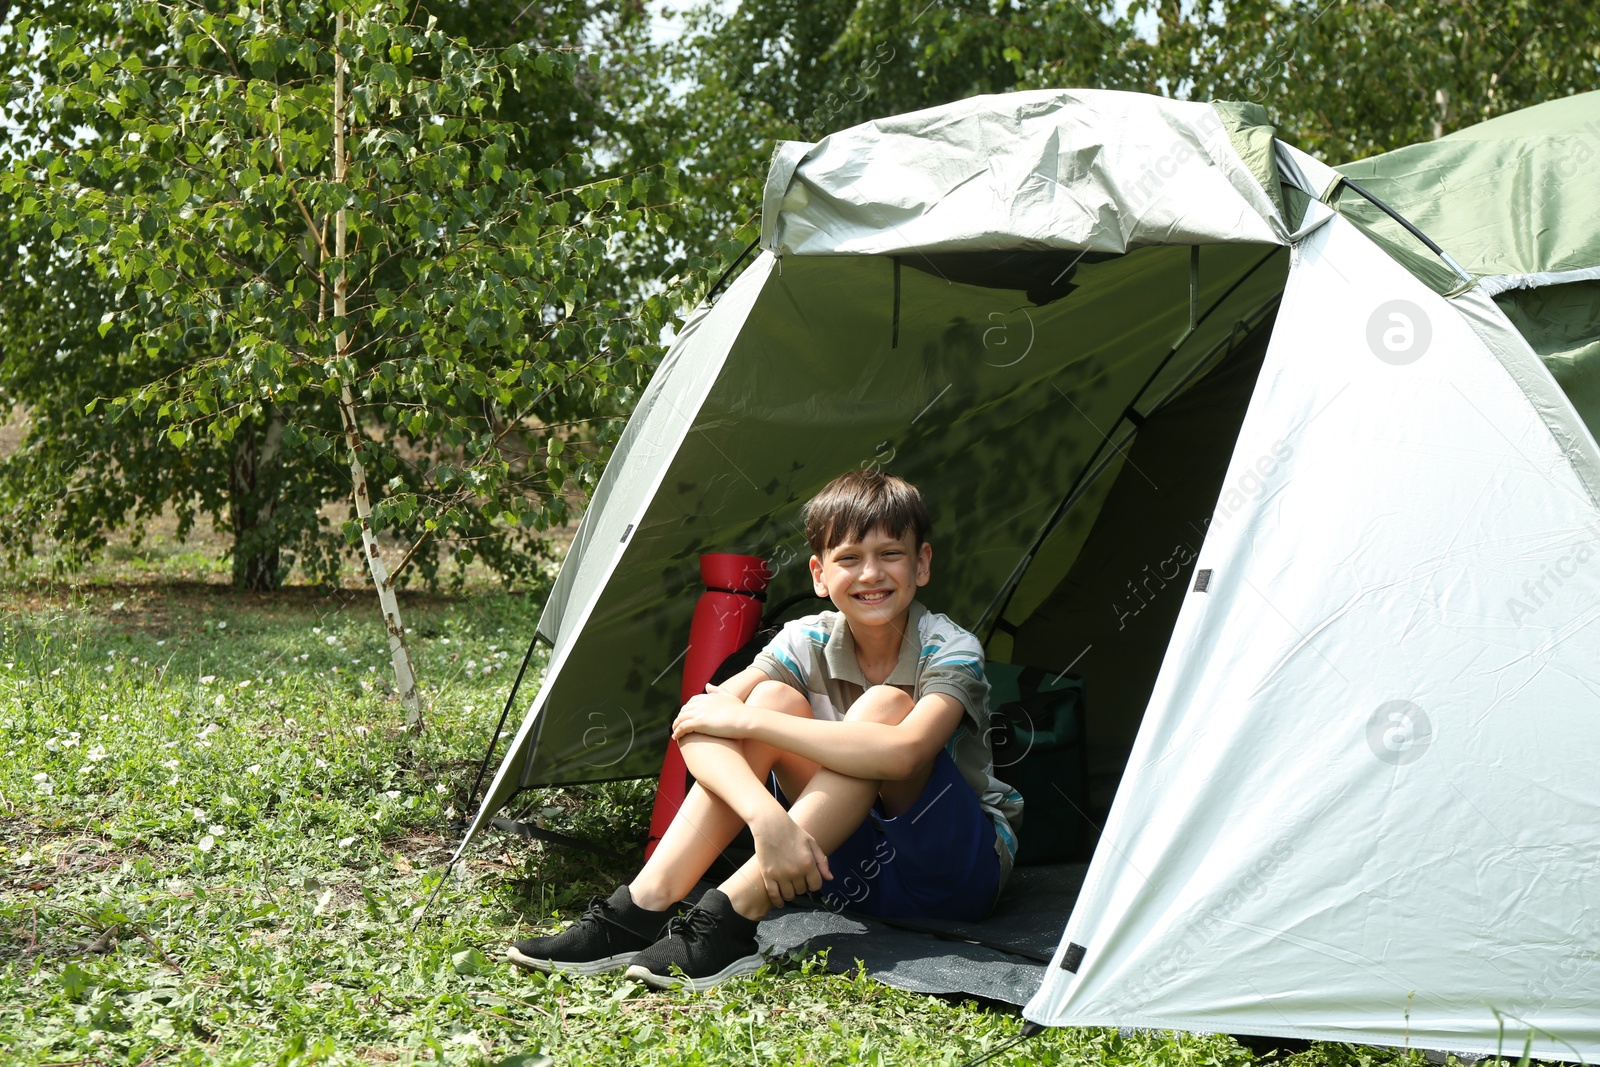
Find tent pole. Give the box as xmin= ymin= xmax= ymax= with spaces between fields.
xmin=1190 ymin=244 xmax=1200 ymax=330
xmin=1335 ymin=177 xmax=1474 ymax=286
xmin=978 ymin=246 xmax=1284 ymax=644
xmin=705 ymin=236 xmax=762 ymax=305
xmin=459 ymin=630 xmax=550 ymax=827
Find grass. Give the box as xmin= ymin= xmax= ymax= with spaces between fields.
xmin=0 ymin=560 xmax=1501 ymax=1065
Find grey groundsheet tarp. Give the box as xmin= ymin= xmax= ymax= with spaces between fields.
xmin=710 ymin=863 xmax=1087 ymax=1006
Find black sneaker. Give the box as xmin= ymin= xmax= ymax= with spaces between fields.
xmin=507 ymin=885 xmax=672 ymax=976
xmin=623 ymin=889 xmax=764 ymax=992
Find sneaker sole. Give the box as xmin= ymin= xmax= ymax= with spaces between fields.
xmin=506 ymin=945 xmax=636 ymax=976
xmin=623 ymin=954 xmax=764 ymax=993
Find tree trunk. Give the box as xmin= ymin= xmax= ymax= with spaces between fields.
xmin=330 ymin=13 xmax=424 ymax=731
xmin=229 ymin=412 xmax=285 ymax=591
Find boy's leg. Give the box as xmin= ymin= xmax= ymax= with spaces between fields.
xmin=716 ymin=684 xmax=914 ymax=919
xmin=630 ymin=680 xmax=820 ymax=908
xmin=624 ymin=685 xmax=915 ymax=991
xmin=510 ymin=680 xmax=818 ymax=975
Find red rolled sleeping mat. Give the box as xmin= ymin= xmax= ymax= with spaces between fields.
xmin=643 ymin=553 xmax=771 ymax=859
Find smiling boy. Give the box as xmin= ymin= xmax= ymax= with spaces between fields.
xmin=507 ymin=470 xmax=1023 ymax=991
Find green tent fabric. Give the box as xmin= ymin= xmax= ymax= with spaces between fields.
xmin=1334 ymin=91 xmax=1600 ymax=284
xmin=1332 ymin=91 xmax=1600 ymax=440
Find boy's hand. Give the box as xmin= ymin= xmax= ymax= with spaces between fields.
xmin=671 ymin=683 xmax=751 ymax=742
xmin=749 ymin=810 xmax=832 ymax=907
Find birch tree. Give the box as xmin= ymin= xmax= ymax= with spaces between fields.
xmin=2 ymin=0 xmax=684 ymax=726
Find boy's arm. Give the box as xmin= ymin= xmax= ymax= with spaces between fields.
xmin=673 ymin=665 xmax=780 ymax=826
xmin=674 ymin=690 xmax=965 ymax=782
xmin=673 ymin=666 xmax=834 ymax=905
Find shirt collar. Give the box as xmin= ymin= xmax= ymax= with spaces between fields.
xmin=824 ymin=600 xmax=928 ymax=688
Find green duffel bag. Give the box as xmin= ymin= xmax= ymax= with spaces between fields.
xmin=985 ymin=663 xmax=1094 ymax=866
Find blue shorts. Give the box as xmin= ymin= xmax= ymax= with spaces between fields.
xmin=775 ymin=749 xmax=1001 ymax=922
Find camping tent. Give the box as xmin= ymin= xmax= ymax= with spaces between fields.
xmin=457 ymin=89 xmax=1600 ymax=1057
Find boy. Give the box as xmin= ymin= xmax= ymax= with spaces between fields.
xmin=507 ymin=469 xmax=1023 ymax=991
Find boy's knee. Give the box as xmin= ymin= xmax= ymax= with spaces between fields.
xmin=844 ymin=685 xmax=914 ymax=726
xmin=748 ymin=679 xmax=812 ymax=717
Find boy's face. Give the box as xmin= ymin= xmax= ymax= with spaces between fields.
xmin=809 ymin=525 xmax=932 ymax=633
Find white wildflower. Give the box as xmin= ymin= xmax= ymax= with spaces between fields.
xmin=216 ymin=621 xmax=227 ymax=630
xmin=338 ymin=836 xmax=355 ymax=848
xmin=162 ymin=759 xmax=180 ymax=770
xmin=85 ymin=746 xmax=109 ymax=762
xmin=199 ymin=675 xmax=216 ymax=685
xmin=208 ymin=824 xmax=226 ymax=836
xmin=246 ymin=764 xmax=261 ymax=775
xmin=384 ymin=790 xmax=400 ymax=800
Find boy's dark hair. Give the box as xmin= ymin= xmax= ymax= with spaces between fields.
xmin=803 ymin=469 xmax=931 ymax=555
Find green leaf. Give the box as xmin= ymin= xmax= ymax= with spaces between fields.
xmin=451 ymin=947 xmax=491 ymax=975
xmin=170 ymin=176 xmax=192 ymax=203
xmin=59 ymin=963 xmax=92 ymax=1001
xmin=167 ymin=428 xmax=189 ymax=447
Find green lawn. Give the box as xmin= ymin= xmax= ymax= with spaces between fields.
xmin=0 ymin=574 xmax=1476 ymax=1066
